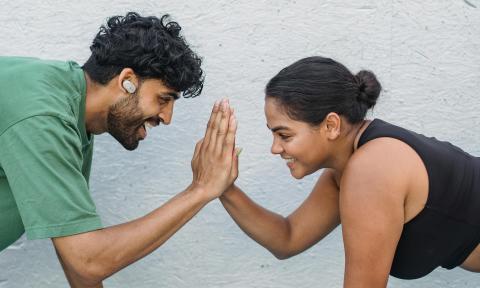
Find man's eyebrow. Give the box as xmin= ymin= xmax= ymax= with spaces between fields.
xmin=159 ymin=92 xmax=180 ymax=100
xmin=266 ymin=124 xmax=289 ymax=133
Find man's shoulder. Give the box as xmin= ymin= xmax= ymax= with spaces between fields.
xmin=0 ymin=57 xmax=83 ymax=85
xmin=0 ymin=56 xmax=72 ymax=66
xmin=0 ymin=56 xmax=86 ymax=136
xmin=0 ymin=55 xmax=82 ymax=80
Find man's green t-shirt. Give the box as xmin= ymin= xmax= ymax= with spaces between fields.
xmin=0 ymin=57 xmax=102 ymax=251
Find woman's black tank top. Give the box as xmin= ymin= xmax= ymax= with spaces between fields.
xmin=357 ymin=119 xmax=480 ymax=279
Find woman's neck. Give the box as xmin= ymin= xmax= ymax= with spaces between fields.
xmin=330 ymin=119 xmax=371 ymax=176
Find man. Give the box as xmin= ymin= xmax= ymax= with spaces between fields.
xmin=0 ymin=12 xmax=238 ymax=287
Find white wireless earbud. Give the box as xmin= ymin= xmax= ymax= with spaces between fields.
xmin=122 ymin=80 xmax=137 ymax=94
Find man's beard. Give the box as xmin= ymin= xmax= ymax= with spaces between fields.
xmin=107 ymin=94 xmax=145 ymax=151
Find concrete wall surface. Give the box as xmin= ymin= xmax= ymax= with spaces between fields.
xmin=0 ymin=0 xmax=479 ymax=287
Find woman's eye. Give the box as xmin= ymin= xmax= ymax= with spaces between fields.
xmin=279 ymin=134 xmax=290 ymax=140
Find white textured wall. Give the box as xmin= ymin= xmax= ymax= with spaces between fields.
xmin=1 ymin=1 xmax=479 ymax=287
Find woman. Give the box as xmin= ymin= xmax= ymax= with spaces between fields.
xmin=220 ymin=56 xmax=480 ymax=287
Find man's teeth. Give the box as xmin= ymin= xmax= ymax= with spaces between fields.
xmin=145 ymin=122 xmax=153 ymax=129
xmin=285 ymin=158 xmax=295 ymax=163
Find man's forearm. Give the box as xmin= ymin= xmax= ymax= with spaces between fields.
xmin=53 ymin=99 xmax=237 ymax=286
xmin=53 ymin=185 xmax=210 ymax=286
xmin=55 ymin=247 xmax=103 ymax=288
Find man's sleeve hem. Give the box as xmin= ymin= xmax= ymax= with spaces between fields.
xmin=25 ymin=217 xmax=103 ymax=240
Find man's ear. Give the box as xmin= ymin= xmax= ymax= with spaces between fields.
xmin=324 ymin=112 xmax=341 ymax=140
xmin=117 ymin=68 xmax=138 ymax=93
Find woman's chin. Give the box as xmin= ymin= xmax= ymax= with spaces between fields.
xmin=290 ymin=166 xmax=318 ymax=179
xmin=290 ymin=168 xmax=305 ymax=180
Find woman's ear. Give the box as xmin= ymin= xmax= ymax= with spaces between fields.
xmin=324 ymin=112 xmax=341 ymax=140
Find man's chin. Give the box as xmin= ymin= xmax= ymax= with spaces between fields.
xmin=122 ymin=142 xmax=139 ymax=151
xmin=111 ymin=134 xmax=140 ymax=151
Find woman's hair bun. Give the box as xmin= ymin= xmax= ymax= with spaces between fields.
xmin=355 ymin=70 xmax=381 ymax=109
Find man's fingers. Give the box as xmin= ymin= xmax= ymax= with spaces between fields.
xmin=203 ymin=100 xmax=221 ymax=149
xmin=223 ymin=112 xmax=237 ymax=157
xmin=208 ymin=99 xmax=228 ymax=152
xmin=193 ymin=138 xmax=203 ymax=160
xmin=215 ymin=104 xmax=232 ymax=154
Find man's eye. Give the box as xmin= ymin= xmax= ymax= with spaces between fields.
xmin=279 ymin=134 xmax=290 ymax=140
xmin=159 ymin=97 xmax=171 ymax=104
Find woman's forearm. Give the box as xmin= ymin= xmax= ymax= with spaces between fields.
xmin=220 ymin=185 xmax=294 ymax=259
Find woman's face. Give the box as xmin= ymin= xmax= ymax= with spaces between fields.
xmin=264 ymin=97 xmax=331 ymax=179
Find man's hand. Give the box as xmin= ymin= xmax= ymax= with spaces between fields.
xmin=191 ymin=99 xmax=238 ymax=201
xmin=52 ymin=99 xmax=239 ymax=287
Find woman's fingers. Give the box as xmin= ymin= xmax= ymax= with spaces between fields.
xmin=230 ymin=146 xmax=241 ymax=181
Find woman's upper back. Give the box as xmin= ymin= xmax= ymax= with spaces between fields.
xmin=357 ymin=118 xmax=480 ymax=225
xmin=355 ymin=118 xmax=480 ymax=278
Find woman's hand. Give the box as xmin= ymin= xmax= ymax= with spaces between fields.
xmin=191 ymin=99 xmax=238 ymax=201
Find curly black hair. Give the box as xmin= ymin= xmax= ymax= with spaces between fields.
xmin=82 ymin=12 xmax=203 ymax=98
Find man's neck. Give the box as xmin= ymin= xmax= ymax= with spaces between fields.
xmin=84 ymin=72 xmax=113 ymax=135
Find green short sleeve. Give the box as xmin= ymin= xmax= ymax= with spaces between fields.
xmin=0 ymin=115 xmax=102 ymax=239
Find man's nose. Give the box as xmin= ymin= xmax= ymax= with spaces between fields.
xmin=159 ymin=101 xmax=174 ymax=125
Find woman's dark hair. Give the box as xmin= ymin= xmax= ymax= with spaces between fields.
xmin=265 ymin=56 xmax=381 ymax=124
xmin=83 ymin=12 xmax=203 ymax=98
